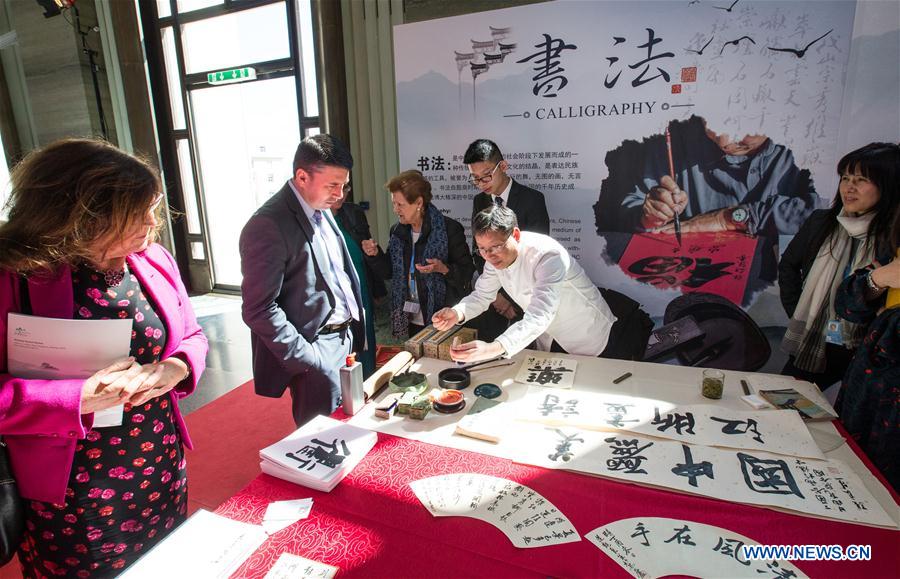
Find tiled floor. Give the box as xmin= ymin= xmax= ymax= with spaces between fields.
xmin=184 ymin=293 xmax=401 ymax=415
xmin=181 ymin=296 xmax=253 ymax=415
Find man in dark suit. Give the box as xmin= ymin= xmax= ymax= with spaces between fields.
xmin=239 ymin=134 xmax=364 ymax=427
xmin=464 ymin=138 xmax=550 ymax=340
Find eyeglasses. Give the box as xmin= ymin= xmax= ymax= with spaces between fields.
xmin=468 ymin=162 xmax=501 ymax=186
xmin=475 ymin=234 xmax=511 ymax=257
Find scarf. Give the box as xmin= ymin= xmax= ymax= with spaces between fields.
xmin=782 ymin=211 xmax=875 ymax=372
xmin=388 ymin=203 xmax=448 ymax=339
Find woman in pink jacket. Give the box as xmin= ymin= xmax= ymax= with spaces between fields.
xmin=0 ymin=139 xmax=208 ymax=577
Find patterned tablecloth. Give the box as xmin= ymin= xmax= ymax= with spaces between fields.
xmin=216 ymin=428 xmax=899 ymax=578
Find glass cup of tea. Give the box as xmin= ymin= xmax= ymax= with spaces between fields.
xmin=701 ymin=369 xmax=725 ymax=399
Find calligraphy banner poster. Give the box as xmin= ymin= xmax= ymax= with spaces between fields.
xmin=516 ymin=386 xmax=825 ymax=460
xmin=394 ymin=0 xmax=857 ymax=371
xmin=503 ymin=426 xmax=894 ymax=528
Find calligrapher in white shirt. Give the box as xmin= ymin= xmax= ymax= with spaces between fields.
xmin=433 ymin=205 xmax=616 ymax=363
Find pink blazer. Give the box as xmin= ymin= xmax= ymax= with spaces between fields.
xmin=0 ymin=244 xmax=208 ymax=504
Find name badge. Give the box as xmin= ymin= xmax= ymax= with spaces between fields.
xmin=824 ymin=319 xmax=843 ymax=346
xmin=403 ymin=301 xmax=421 ymax=315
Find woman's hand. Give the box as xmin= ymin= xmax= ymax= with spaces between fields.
xmin=415 ymin=258 xmax=448 ymax=275
xmin=80 ymin=357 xmax=138 ymax=414
xmin=124 ymin=358 xmax=190 ymax=406
xmin=361 ymin=239 xmax=379 ymax=257
xmin=870 ymin=258 xmax=900 ymax=290
xmin=81 ymin=357 xmax=190 ymax=414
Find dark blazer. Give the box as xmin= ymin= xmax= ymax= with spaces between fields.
xmin=239 ymin=182 xmax=364 ymax=398
xmin=471 ymin=179 xmax=550 ymax=271
xmin=370 ymin=212 xmax=474 ymax=310
xmin=778 ymin=209 xmax=891 ymax=318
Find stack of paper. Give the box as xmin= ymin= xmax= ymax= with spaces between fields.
xmin=260 ymin=415 xmax=377 ymax=492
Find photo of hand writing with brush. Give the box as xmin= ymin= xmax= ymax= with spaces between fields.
xmin=593 ymin=115 xmax=818 ymax=239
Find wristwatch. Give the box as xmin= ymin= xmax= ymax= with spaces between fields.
xmin=725 ymin=206 xmax=750 ymax=230
xmin=866 ymin=269 xmax=886 ymax=293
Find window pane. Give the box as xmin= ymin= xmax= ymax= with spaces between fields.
xmin=190 ymin=77 xmax=300 ymax=286
xmin=304 ymin=126 xmax=319 ymax=138
xmin=161 ymin=27 xmax=186 ymax=130
xmin=181 ymin=3 xmax=290 ymax=74
xmin=175 ymin=139 xmax=202 ymax=234
xmin=190 ymin=241 xmax=205 ymax=260
xmin=156 ymin=0 xmax=172 ymax=18
xmin=295 ymin=0 xmax=318 ymax=117
xmin=177 ymin=0 xmax=221 ymax=13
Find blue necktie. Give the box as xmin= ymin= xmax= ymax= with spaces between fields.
xmin=494 ymin=196 xmax=504 ymax=207
xmin=313 ymin=210 xmax=322 ymax=225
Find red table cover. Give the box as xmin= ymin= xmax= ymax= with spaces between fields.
xmin=216 ymin=431 xmax=898 ymax=578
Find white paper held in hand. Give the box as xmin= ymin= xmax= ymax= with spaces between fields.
xmin=7 ymin=313 xmax=133 ymax=427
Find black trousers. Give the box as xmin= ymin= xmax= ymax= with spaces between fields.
xmin=550 ymin=289 xmax=653 ymax=361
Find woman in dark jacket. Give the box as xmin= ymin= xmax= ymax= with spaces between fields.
xmin=778 ymin=143 xmax=899 ymax=389
xmin=833 ymin=206 xmax=899 ymax=491
xmin=362 ymin=170 xmax=474 ymax=339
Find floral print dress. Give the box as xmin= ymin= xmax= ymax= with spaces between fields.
xmin=18 ymin=265 xmax=187 ymax=578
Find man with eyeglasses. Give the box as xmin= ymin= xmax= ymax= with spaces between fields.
xmin=464 ymin=139 xmax=550 ymax=341
xmin=432 ymin=205 xmax=616 ymax=363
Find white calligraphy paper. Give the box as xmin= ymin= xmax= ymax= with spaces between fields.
xmin=262 ymin=498 xmax=313 ymax=535
xmin=264 ymin=553 xmax=338 ymax=579
xmin=120 ymin=510 xmax=267 ymax=578
xmin=514 ymin=356 xmax=578 ymax=389
xmin=410 ymin=473 xmax=580 ymax=548
xmin=516 ymin=387 xmax=825 ymax=459
xmin=506 ymin=427 xmax=894 ymax=528
xmin=587 ymin=517 xmax=807 ymax=578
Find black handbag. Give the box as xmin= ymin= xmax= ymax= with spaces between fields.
xmin=0 ymin=438 xmax=24 ymax=565
xmin=0 ymin=277 xmax=32 ymax=564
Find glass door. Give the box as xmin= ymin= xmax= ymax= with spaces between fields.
xmin=141 ymin=0 xmax=320 ymax=291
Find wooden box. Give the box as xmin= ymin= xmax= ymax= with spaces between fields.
xmin=403 ymin=326 xmax=439 ymax=358
xmin=437 ymin=327 xmax=478 ymax=361
xmin=422 ymin=326 xmax=460 ymax=359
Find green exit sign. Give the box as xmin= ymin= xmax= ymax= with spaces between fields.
xmin=207 ymin=67 xmax=257 ymax=85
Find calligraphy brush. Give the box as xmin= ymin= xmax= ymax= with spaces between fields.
xmin=665 ymin=123 xmax=682 ymax=248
